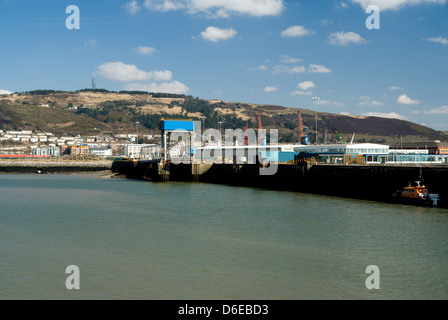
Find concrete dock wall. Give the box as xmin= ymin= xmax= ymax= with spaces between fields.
xmin=112 ymin=160 xmax=448 ymax=208
xmin=0 ymin=160 xmax=113 ymax=173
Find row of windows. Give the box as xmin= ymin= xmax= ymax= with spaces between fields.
xmin=298 ymin=148 xmax=389 ymax=155
xmin=347 ymin=148 xmax=389 ymax=154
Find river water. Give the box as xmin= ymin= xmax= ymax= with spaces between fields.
xmin=1 ymin=174 xmax=447 ymax=300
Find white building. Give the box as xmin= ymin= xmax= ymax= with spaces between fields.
xmin=32 ymin=147 xmax=60 ymax=157
xmin=123 ymin=144 xmax=156 ymax=159
xmin=90 ymin=147 xmax=113 ymax=157
xmin=115 ymin=134 xmax=129 ymax=139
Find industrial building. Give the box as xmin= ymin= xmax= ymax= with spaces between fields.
xmin=294 ymin=143 xmax=390 ymax=164
xmin=293 ymin=142 xmax=448 ymax=165
xmin=390 ymin=140 xmax=448 ymax=155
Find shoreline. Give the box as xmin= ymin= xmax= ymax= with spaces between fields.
xmin=0 ymin=159 xmax=118 ymax=177
xmin=0 ymin=169 xmax=126 ymax=179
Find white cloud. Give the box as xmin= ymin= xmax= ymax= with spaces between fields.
xmin=328 ymin=31 xmax=367 ymax=46
xmin=125 ymin=0 xmax=141 ymax=14
xmin=363 ymin=112 xmax=408 ymax=120
xmin=97 ymin=62 xmax=172 ymax=82
xmin=271 ymin=64 xmax=330 ymax=74
xmin=335 ymin=1 xmax=350 ymax=9
xmin=135 ymin=46 xmax=157 ymax=56
xmin=125 ymin=81 xmax=190 ymax=94
xmin=249 ymin=65 xmax=268 ymax=71
xmin=424 ymin=36 xmax=448 ymax=45
xmin=0 ymin=89 xmax=12 ymax=95
xmin=144 ymin=0 xmax=186 ymax=12
xmin=143 ymin=0 xmax=284 ymax=17
xmin=298 ymin=81 xmax=315 ymax=90
xmin=397 ymin=94 xmax=420 ymax=105
xmin=264 ymin=86 xmax=278 ymax=93
xmin=291 ymin=90 xmax=312 ymax=96
xmin=320 ymin=19 xmax=333 ymax=27
xmin=340 ymin=112 xmax=351 ymax=115
xmin=424 ymin=106 xmax=448 ymax=114
xmin=388 ymin=86 xmax=403 ymax=90
xmin=308 ymin=64 xmax=331 ymax=73
xmin=84 ymin=38 xmax=96 ymax=47
xmin=280 ymin=54 xmax=301 ymax=63
xmin=358 ymin=96 xmax=384 ymax=106
xmin=272 ymin=65 xmax=306 ymax=74
xmin=201 ymin=26 xmax=237 ymax=42
xmin=350 ymin=0 xmax=447 ymax=11
xmin=281 ymin=25 xmax=314 ymax=38
xmin=316 ymin=100 xmax=346 ymax=107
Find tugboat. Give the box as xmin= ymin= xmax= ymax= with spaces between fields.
xmin=393 ymin=181 xmax=440 ymax=208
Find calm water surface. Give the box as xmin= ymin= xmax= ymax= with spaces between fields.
xmin=1 ymin=174 xmax=447 ymax=299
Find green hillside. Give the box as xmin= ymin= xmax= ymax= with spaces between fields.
xmin=0 ymin=90 xmax=446 ymax=144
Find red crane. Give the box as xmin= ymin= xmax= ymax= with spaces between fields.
xmin=257 ymin=114 xmax=266 ymax=146
xmin=298 ymin=110 xmax=304 ymax=140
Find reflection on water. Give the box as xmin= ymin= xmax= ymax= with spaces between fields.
xmin=0 ymin=174 xmax=447 ymax=299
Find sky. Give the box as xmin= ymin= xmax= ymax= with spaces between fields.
xmin=0 ymin=0 xmax=447 ymax=130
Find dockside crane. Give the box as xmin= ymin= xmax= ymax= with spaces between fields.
xmin=257 ymin=114 xmax=267 ymax=146
xmin=297 ymin=110 xmax=309 ymax=145
xmin=350 ymin=133 xmax=356 ymax=144
xmin=334 ymin=129 xmax=346 ymax=144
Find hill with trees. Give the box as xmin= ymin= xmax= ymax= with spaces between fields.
xmin=1 ymin=89 xmax=446 ymax=144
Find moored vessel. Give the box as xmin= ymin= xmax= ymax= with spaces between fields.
xmin=392 ymin=181 xmax=440 ymax=207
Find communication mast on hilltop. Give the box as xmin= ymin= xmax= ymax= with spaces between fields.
xmin=92 ymin=74 xmax=97 ymax=90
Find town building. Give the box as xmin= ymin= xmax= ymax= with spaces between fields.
xmin=32 ymin=147 xmax=60 ymax=157
xmin=89 ymin=147 xmax=113 ymax=157
xmin=123 ymin=144 xmax=156 ymax=159
xmin=69 ymin=145 xmax=89 ymax=155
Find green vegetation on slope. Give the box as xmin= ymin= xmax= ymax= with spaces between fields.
xmin=1 ymin=91 xmax=446 ymax=143
xmin=0 ymin=102 xmax=106 ymax=135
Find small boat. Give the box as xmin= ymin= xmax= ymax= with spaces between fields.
xmin=392 ymin=181 xmax=440 ymax=207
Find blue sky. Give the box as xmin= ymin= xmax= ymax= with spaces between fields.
xmin=1 ymin=0 xmax=447 ymax=130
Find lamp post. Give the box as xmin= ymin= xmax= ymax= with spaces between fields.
xmin=215 ymin=107 xmax=221 ymax=129
xmin=312 ymin=96 xmax=319 ymax=144
xmin=135 ymin=121 xmax=140 ymax=145
xmin=218 ymin=121 xmax=223 ymax=147
xmin=401 ymin=135 xmax=403 ymax=165
xmin=201 ymin=116 xmax=206 ymax=147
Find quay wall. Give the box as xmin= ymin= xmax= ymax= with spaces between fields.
xmin=112 ymin=160 xmax=448 ymax=208
xmin=0 ymin=160 xmax=113 ymax=174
